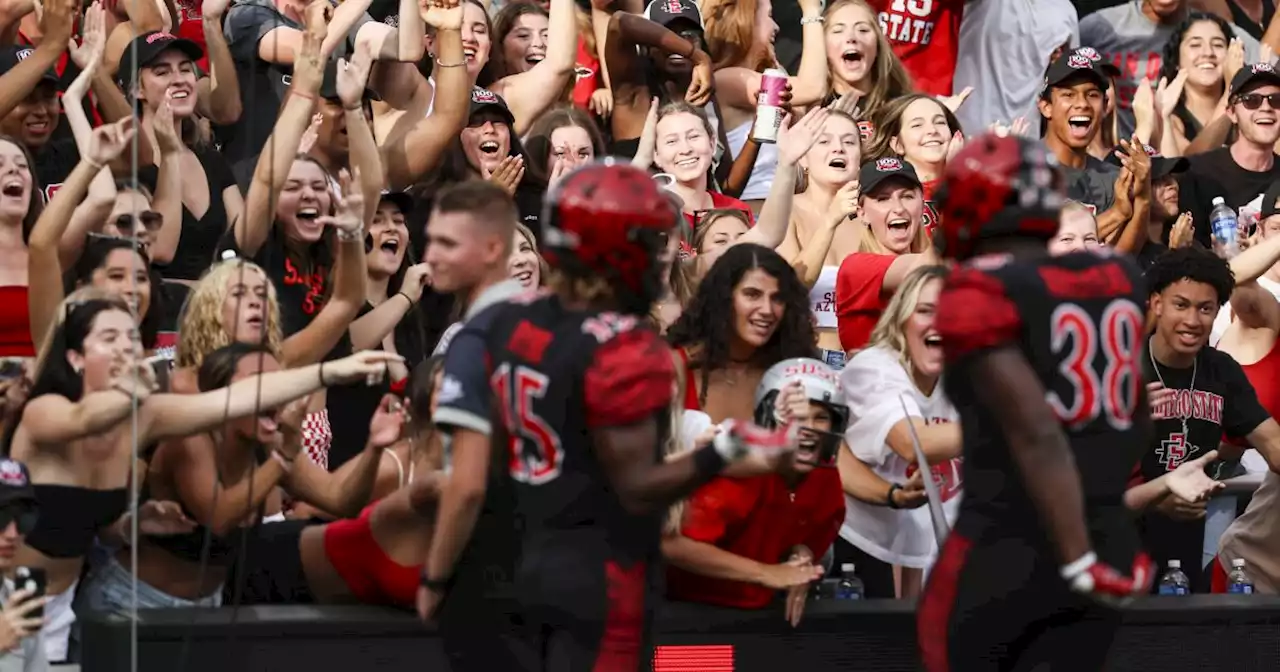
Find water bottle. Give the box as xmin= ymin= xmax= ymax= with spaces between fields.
xmin=1228 ymin=558 xmax=1255 ymax=594
xmin=836 ymin=563 xmax=864 ymax=600
xmin=1209 ymin=197 xmax=1241 ymax=258
xmin=1157 ymin=559 xmax=1190 ymax=595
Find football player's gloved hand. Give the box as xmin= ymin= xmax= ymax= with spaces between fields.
xmin=1061 ymin=551 xmax=1154 ymax=604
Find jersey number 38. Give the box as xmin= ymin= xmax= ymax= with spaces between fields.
xmin=491 ymin=362 xmax=564 ymax=485
xmin=1046 ymin=299 xmax=1145 ymax=431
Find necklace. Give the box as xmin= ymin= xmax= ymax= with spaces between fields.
xmin=1148 ymin=337 xmax=1197 ymax=446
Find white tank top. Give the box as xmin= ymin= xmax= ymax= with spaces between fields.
xmin=725 ymin=120 xmax=779 ymax=201
xmin=810 ymin=265 xmax=838 ymax=329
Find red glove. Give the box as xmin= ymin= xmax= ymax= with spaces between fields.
xmin=714 ymin=419 xmax=799 ymax=461
xmin=1062 ymin=551 xmax=1154 ymax=603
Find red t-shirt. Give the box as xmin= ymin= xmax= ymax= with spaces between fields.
xmin=667 ymin=470 xmax=844 ymax=609
xmin=867 ymin=0 xmax=964 ymax=96
xmin=175 ymin=0 xmax=212 ymax=72
xmin=836 ymin=252 xmax=897 ymax=351
xmin=571 ymin=38 xmax=600 ymax=112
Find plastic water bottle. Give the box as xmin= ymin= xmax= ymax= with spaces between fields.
xmin=836 ymin=563 xmax=864 ymax=600
xmin=1209 ymin=197 xmax=1241 ymax=258
xmin=1228 ymin=558 xmax=1255 ymax=594
xmin=1157 ymin=559 xmax=1190 ymax=595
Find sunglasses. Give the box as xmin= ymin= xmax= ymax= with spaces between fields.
xmin=114 ymin=211 xmax=163 ymax=233
xmin=0 ymin=503 xmax=37 ymax=536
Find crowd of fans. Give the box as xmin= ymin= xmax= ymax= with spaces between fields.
xmin=0 ymin=0 xmax=1278 ymax=668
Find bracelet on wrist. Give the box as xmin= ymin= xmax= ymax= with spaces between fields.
xmin=336 ymin=226 xmax=365 ymax=242
xmin=435 ymin=58 xmax=467 ymax=68
xmin=318 ymin=362 xmax=327 ymax=387
xmin=885 ymin=482 xmax=902 ymax=509
xmin=420 ymin=571 xmax=453 ymax=592
xmin=800 ymin=15 xmax=824 ymax=25
xmin=396 ymin=291 xmax=415 ymax=307
xmin=291 ymin=89 xmax=316 ymax=103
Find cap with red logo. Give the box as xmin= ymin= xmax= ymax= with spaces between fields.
xmin=1041 ymin=47 xmax=1108 ymax=97
xmin=859 ymin=156 xmax=923 ymax=194
xmin=644 ymin=0 xmax=703 ymax=29
xmin=117 ymin=31 xmax=205 ymax=91
xmin=1229 ymin=61 xmax=1280 ymax=97
xmin=468 ymin=86 xmax=516 ymax=126
xmin=0 ymin=459 xmax=35 ymax=508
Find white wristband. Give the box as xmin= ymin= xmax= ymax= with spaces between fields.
xmin=1060 ymin=551 xmax=1097 ymax=580
xmin=800 ymin=15 xmax=824 ymax=25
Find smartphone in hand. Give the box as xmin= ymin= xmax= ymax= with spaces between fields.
xmin=14 ymin=567 xmax=45 ymax=619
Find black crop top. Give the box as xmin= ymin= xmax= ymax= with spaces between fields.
xmin=139 ymin=460 xmax=257 ymax=566
xmin=139 ymin=146 xmax=238 ymax=281
xmin=25 ymin=485 xmax=128 ymax=558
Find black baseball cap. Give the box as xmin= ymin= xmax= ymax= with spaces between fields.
xmin=0 ymin=46 xmax=58 ymax=85
xmin=117 ymin=31 xmax=204 ymax=91
xmin=469 ymin=86 xmax=515 ymax=126
xmin=644 ymin=0 xmax=703 ymax=29
xmin=859 ymin=157 xmax=922 ymax=194
xmin=1071 ymin=46 xmax=1122 ymax=79
xmin=319 ymin=60 xmax=381 ymax=103
xmin=1103 ymin=142 xmax=1189 ymax=180
xmin=379 ymin=189 xmax=414 ymax=215
xmin=1042 ymin=49 xmax=1108 ymax=97
xmin=0 ymin=459 xmax=35 ymax=508
xmin=1230 ymin=61 xmax=1280 ymax=97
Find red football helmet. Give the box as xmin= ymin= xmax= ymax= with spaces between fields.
xmin=933 ymin=132 xmax=1065 ymax=260
xmin=541 ymin=160 xmax=678 ymax=311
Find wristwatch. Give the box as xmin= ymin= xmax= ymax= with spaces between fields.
xmin=886 ymin=483 xmax=903 ymax=509
xmin=419 ymin=571 xmax=453 ymax=593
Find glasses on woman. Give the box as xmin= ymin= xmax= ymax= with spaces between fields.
xmin=113 ymin=211 xmax=163 ymax=235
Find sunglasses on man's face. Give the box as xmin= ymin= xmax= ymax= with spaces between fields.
xmin=114 ymin=211 xmax=163 ymax=234
xmin=0 ymin=503 xmax=37 ymax=536
xmin=1235 ymin=92 xmax=1280 ymax=110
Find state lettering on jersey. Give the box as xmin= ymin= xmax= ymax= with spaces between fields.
xmin=903 ymin=416 xmax=962 ymax=501
xmin=1156 ymin=432 xmax=1194 ymax=470
xmin=878 ymin=0 xmax=936 ymax=45
xmin=1150 ymin=388 xmax=1225 ymax=426
xmin=581 ymin=312 xmax=640 ymax=343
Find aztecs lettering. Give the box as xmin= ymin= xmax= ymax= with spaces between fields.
xmin=1150 ymin=388 xmax=1224 ymax=426
xmin=811 ymin=290 xmax=834 ymax=315
xmin=878 ymin=0 xmax=937 ymax=46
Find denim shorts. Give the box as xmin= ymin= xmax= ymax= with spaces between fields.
xmin=82 ymin=555 xmax=222 ymax=614
xmin=820 ymin=349 xmax=847 ymax=370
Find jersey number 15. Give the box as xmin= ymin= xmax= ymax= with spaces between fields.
xmin=1046 ymin=299 xmax=1144 ymax=431
xmin=491 ymin=362 xmax=564 ymax=485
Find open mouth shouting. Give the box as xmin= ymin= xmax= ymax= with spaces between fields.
xmin=377 ymin=233 xmax=403 ymax=265
xmin=827 ymin=155 xmax=849 ymax=171
xmin=1066 ymin=115 xmax=1094 ymax=141
xmin=0 ymin=177 xmax=24 ymax=199
xmin=924 ymin=333 xmax=942 ymax=351
xmin=525 ymin=52 xmax=545 ymax=67
xmin=479 ymin=140 xmax=502 ymax=156
xmin=511 ymin=268 xmax=534 ymax=286
xmin=886 ymin=216 xmax=912 ymax=234
xmin=463 ymin=45 xmax=478 ymax=65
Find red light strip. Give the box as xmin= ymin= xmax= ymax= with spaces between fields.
xmin=653 ymin=644 xmax=735 ymax=671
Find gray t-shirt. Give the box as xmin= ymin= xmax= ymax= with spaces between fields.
xmin=1062 ymin=154 xmax=1120 ymax=214
xmin=0 ymin=582 xmax=46 ymax=672
xmin=1079 ymin=1 xmax=1258 ymax=139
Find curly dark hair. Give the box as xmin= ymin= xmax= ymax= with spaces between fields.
xmin=1159 ymin=12 xmax=1234 ymax=87
xmin=667 ymin=243 xmax=816 ymax=406
xmin=1144 ymin=246 xmax=1235 ymax=306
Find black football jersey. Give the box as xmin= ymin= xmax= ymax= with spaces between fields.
xmin=936 ymin=250 xmax=1149 ymax=564
xmin=482 ymin=293 xmax=675 ymax=564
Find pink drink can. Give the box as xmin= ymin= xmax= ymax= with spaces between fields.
xmin=752 ymin=69 xmax=788 ymax=143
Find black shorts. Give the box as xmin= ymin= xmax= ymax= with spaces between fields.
xmin=499 ymin=550 xmax=654 ymax=672
xmin=918 ymin=533 xmax=1121 ymax=672
xmin=223 ymin=519 xmax=316 ymax=606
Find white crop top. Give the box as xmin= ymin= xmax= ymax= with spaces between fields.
xmin=810 ymin=265 xmax=839 ymax=329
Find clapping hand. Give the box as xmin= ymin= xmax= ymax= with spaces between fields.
xmin=484 ymin=155 xmax=525 ymax=196
xmin=67 ymin=0 xmax=105 ymax=75
xmin=336 ymin=44 xmax=375 ymax=111
xmin=86 ymin=118 xmax=137 ymax=168
xmin=776 ymin=107 xmax=829 ymax=167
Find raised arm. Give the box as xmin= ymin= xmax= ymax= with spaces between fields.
xmin=195 ymin=0 xmax=243 ymax=125
xmin=493 ymin=0 xmax=577 ymax=135
xmin=237 ymin=2 xmax=326 ymax=257
xmin=0 ymin=0 xmax=74 ymax=118
xmin=740 ymin=108 xmax=829 ymax=251
xmin=713 ymin=0 xmax=828 ymax=109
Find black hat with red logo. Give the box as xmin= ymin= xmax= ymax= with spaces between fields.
xmin=0 ymin=46 xmax=58 ymax=85
xmin=644 ymin=0 xmax=703 ymax=29
xmin=468 ymin=86 xmax=516 ymax=127
xmin=1229 ymin=61 xmax=1280 ymax=97
xmin=0 ymin=459 xmax=35 ymax=508
xmin=117 ymin=31 xmax=204 ymax=91
xmin=1042 ymin=48 xmax=1108 ymax=97
xmin=859 ymin=157 xmax=923 ymax=194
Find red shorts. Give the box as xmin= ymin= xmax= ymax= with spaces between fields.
xmin=1210 ymin=555 xmax=1229 ymax=594
xmin=323 ymin=504 xmax=420 ymax=607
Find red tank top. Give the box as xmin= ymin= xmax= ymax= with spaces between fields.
xmin=0 ymin=286 xmax=35 ymax=357
xmin=1240 ymin=338 xmax=1280 ymax=421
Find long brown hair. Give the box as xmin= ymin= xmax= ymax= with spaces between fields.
xmin=863 ymin=93 xmax=961 ymax=163
xmin=702 ymin=0 xmax=774 ymax=71
xmin=823 ymin=0 xmax=912 ymax=121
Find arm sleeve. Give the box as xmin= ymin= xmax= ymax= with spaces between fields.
xmin=840 ymin=347 xmax=925 ymax=467
xmin=1216 ymin=351 xmax=1271 ymax=440
xmin=935 ymin=266 xmax=1022 ymax=365
xmin=680 ymin=477 xmax=754 ymax=545
xmin=433 ymin=328 xmax=493 ymax=436
xmin=583 ymin=330 xmax=674 ymax=429
xmin=224 ymin=4 xmax=289 ymax=62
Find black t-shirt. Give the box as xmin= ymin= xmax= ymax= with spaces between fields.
xmin=1140 ymin=345 xmax=1270 ymax=590
xmin=34 ymin=138 xmax=79 ymax=202
xmin=325 ymin=298 xmax=429 ymax=469
xmin=1135 ymin=240 xmax=1168 ymax=270
xmin=220 ymin=0 xmax=369 ymax=170
xmin=1178 ymin=147 xmax=1280 ymax=248
xmin=140 ymin=146 xmax=239 ymax=281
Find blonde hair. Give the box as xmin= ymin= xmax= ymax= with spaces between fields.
xmin=664 ymin=350 xmax=690 ymax=535
xmin=823 ymin=0 xmax=913 ymax=121
xmin=176 ymin=259 xmax=284 ymax=369
xmin=1061 ymin=199 xmax=1097 ymax=223
xmin=863 ymin=93 xmax=962 ymax=163
xmin=866 ymin=265 xmax=947 ymax=368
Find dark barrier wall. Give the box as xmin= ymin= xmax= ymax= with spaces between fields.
xmin=82 ymin=596 xmax=1280 ymax=672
